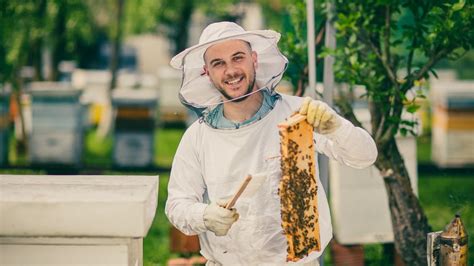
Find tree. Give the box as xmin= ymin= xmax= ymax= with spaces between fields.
xmin=1 ymin=1 xmax=45 ymax=149
xmin=153 ymin=0 xmax=240 ymax=55
xmin=47 ymin=0 xmax=95 ymax=81
xmin=275 ymin=0 xmax=473 ymax=265
xmin=259 ymin=0 xmax=326 ymax=96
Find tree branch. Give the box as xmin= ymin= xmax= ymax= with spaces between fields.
xmin=414 ymin=48 xmax=449 ymax=81
xmin=383 ymin=6 xmax=391 ymax=69
xmin=334 ymin=93 xmax=364 ymax=129
xmin=359 ymin=30 xmax=398 ymax=87
xmin=406 ymin=37 xmax=416 ymax=76
xmin=375 ymin=90 xmax=404 ymax=147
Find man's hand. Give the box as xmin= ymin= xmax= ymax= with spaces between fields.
xmin=299 ymin=97 xmax=342 ymax=134
xmin=203 ymin=200 xmax=239 ymax=236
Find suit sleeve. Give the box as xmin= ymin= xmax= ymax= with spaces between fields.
xmin=165 ymin=128 xmax=208 ymax=235
xmin=314 ymin=117 xmax=378 ymax=169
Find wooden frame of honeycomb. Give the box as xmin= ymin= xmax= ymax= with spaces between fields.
xmin=278 ymin=113 xmax=321 ymax=262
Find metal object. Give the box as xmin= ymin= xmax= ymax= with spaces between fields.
xmin=427 ymin=214 xmax=468 ymax=265
xmin=439 ymin=214 xmax=468 ymax=265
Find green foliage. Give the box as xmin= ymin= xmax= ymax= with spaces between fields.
xmin=124 ymin=0 xmax=161 ymax=34
xmin=0 ymin=1 xmax=37 ymax=83
xmin=276 ymin=0 xmax=473 ymax=137
xmin=278 ymin=1 xmax=310 ymax=93
xmin=437 ymin=50 xmax=474 ymax=79
xmin=154 ymin=0 xmax=240 ymax=54
xmin=261 ymin=0 xmax=326 ymax=95
xmin=331 ymin=0 xmax=473 ymax=138
xmin=47 ymin=0 xmax=95 ymax=53
xmin=0 ymin=0 xmax=97 ymax=83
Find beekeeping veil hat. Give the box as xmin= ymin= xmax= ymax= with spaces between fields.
xmin=170 ymin=21 xmax=288 ymax=116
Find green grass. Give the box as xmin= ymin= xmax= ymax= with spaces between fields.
xmin=143 ymin=173 xmax=175 ymax=266
xmin=417 ymin=134 xmax=432 ymax=164
xmin=83 ymin=129 xmax=113 ymax=167
xmin=155 ymin=129 xmax=185 ymax=168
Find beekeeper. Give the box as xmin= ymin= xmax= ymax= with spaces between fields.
xmin=165 ymin=21 xmax=377 ymax=265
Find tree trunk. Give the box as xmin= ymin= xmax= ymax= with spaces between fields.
xmin=375 ymin=137 xmax=432 ymax=265
xmin=31 ymin=39 xmax=43 ymax=81
xmin=173 ymin=0 xmax=194 ymax=55
xmin=31 ymin=0 xmax=46 ymax=81
xmin=12 ymin=71 xmax=28 ymax=154
xmin=50 ymin=1 xmax=66 ymax=81
xmin=109 ymin=0 xmax=125 ymax=91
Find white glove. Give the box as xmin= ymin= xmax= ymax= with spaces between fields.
xmin=203 ymin=200 xmax=239 ymax=236
xmin=299 ymin=97 xmax=342 ymax=134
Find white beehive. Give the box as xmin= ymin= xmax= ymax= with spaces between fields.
xmin=0 ymin=175 xmax=158 ymax=266
xmin=112 ymin=88 xmax=158 ymax=168
xmin=28 ymin=83 xmax=85 ymax=167
xmin=430 ymin=80 xmax=474 ymax=167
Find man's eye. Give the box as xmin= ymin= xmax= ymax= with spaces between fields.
xmin=212 ymin=61 xmax=224 ymax=67
xmin=234 ymin=56 xmax=244 ymax=61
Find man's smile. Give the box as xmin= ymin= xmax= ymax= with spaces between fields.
xmin=224 ymin=76 xmax=244 ymax=86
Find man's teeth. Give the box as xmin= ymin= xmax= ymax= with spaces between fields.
xmin=226 ymin=77 xmax=243 ymax=84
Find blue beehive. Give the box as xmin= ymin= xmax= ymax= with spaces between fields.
xmin=112 ymin=88 xmax=158 ymax=168
xmin=28 ymin=82 xmax=84 ymax=167
xmin=0 ymin=87 xmax=10 ymax=166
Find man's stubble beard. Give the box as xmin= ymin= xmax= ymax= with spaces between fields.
xmin=216 ymin=70 xmax=257 ymax=103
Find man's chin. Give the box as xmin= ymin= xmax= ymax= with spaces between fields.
xmin=229 ymin=94 xmax=250 ymax=103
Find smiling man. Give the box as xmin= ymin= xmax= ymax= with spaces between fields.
xmin=203 ymin=40 xmax=263 ymax=124
xmin=165 ymin=22 xmax=377 ymax=265
xmin=204 ymin=40 xmax=257 ymax=101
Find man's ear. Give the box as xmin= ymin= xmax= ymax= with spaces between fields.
xmin=252 ymin=51 xmax=258 ymax=69
xmin=202 ymin=65 xmax=209 ymax=76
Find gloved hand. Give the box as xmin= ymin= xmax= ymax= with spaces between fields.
xmin=203 ymin=200 xmax=239 ymax=236
xmin=299 ymin=97 xmax=342 ymax=134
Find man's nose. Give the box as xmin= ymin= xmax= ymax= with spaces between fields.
xmin=224 ymin=62 xmax=239 ymax=75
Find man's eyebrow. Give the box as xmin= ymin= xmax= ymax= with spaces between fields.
xmin=209 ymin=58 xmax=223 ymax=66
xmin=232 ymin=51 xmax=246 ymax=57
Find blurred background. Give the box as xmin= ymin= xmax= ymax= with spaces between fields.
xmin=1 ymin=0 xmax=473 ymax=265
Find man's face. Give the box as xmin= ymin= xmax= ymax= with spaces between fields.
xmin=204 ymin=39 xmax=258 ymax=102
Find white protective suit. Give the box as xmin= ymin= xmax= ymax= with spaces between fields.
xmin=165 ymin=94 xmax=377 ymax=265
